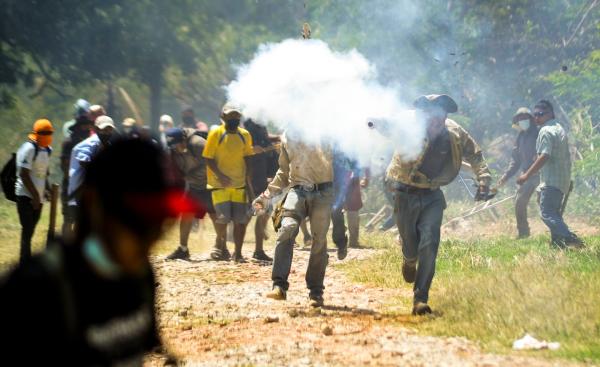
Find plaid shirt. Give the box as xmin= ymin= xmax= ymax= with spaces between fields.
xmin=536 ymin=119 xmax=572 ymax=194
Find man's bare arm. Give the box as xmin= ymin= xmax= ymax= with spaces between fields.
xmin=20 ymin=167 xmax=41 ymax=209
xmin=516 ymin=154 xmax=548 ymax=184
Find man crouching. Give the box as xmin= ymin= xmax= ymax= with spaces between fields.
xmin=253 ymin=132 xmax=334 ymax=307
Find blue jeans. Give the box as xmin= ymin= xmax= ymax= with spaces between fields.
xmin=395 ymin=189 xmax=446 ymax=304
xmin=539 ymin=186 xmax=578 ymax=246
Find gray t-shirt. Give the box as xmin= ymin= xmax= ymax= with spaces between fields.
xmin=15 ymin=142 xmax=50 ymax=200
xmin=536 ymin=119 xmax=571 ymax=194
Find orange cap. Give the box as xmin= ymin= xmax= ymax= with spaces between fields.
xmin=28 ymin=119 xmax=54 ymax=145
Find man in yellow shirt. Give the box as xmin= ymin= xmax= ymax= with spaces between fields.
xmin=203 ymin=103 xmax=254 ymax=262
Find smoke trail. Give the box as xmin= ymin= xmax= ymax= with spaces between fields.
xmin=226 ymin=39 xmax=425 ymax=168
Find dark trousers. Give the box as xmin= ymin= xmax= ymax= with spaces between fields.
xmin=331 ymin=207 xmax=347 ymax=249
xmin=539 ymin=186 xmax=578 ymax=246
xmin=16 ymin=196 xmax=42 ymax=264
xmin=515 ymin=175 xmax=539 ymax=237
xmin=395 ymin=189 xmax=446 ymax=304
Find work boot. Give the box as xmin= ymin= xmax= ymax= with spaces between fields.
xmin=337 ymin=244 xmax=348 ymax=260
xmin=166 ymin=246 xmax=190 ymax=261
xmin=565 ymin=237 xmax=585 ymax=249
xmin=232 ymin=252 xmax=247 ymax=263
xmin=402 ymin=259 xmax=417 ymax=283
xmin=210 ymin=246 xmax=231 ymax=261
xmin=412 ymin=302 xmax=432 ymax=316
xmin=309 ymin=294 xmax=324 ymax=308
xmin=266 ymin=286 xmax=287 ymax=300
xmin=252 ymin=250 xmax=273 ymax=262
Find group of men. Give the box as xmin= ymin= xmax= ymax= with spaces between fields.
xmin=3 ymin=92 xmax=584 ymax=364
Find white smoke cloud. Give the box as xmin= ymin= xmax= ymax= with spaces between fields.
xmin=226 ymin=38 xmax=425 ymax=169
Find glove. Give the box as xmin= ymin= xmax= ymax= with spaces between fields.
xmin=252 ymin=194 xmax=271 ymax=216
xmin=474 ymin=185 xmax=496 ymax=201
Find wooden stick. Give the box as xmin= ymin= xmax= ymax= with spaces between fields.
xmin=46 ymin=183 xmax=60 ymax=246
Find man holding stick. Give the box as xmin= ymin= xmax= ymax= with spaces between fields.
xmin=517 ymin=100 xmax=583 ymax=249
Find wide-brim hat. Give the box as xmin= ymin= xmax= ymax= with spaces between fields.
xmin=413 ymin=94 xmax=458 ymax=113
xmin=512 ymin=107 xmax=532 ymax=124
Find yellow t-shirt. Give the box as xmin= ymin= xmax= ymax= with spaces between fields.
xmin=202 ymin=124 xmax=254 ymax=188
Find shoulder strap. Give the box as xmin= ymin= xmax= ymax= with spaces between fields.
xmin=218 ymin=131 xmax=246 ymax=145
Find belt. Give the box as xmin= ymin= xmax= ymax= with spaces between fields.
xmin=292 ymin=182 xmax=333 ymax=192
xmin=391 ymin=182 xmax=434 ymax=195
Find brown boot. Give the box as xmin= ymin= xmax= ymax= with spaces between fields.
xmin=266 ymin=286 xmax=287 ymax=300
xmin=412 ymin=302 xmax=432 ymax=316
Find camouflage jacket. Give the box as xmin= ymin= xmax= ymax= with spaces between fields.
xmin=386 ymin=119 xmax=491 ymax=189
xmin=267 ymin=132 xmax=333 ymax=196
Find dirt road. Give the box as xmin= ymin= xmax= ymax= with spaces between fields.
xmin=145 ymin=243 xmax=575 ymax=367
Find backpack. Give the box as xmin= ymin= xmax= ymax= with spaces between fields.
xmin=1 ymin=142 xmax=51 ymax=202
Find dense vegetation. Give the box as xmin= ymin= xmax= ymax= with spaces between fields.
xmin=0 ymin=0 xmax=598 ymax=214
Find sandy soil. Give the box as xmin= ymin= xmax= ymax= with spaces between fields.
xmin=144 ymin=236 xmax=582 ymax=366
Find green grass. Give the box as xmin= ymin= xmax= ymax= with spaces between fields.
xmin=339 ymin=233 xmax=600 ymax=363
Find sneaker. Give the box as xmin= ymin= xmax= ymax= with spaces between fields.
xmin=309 ymin=294 xmax=324 ymax=308
xmin=412 ymin=302 xmax=432 ymax=316
xmin=210 ymin=247 xmax=231 ymax=261
xmin=252 ymin=250 xmax=273 ymax=262
xmin=402 ymin=260 xmax=416 ymax=283
xmin=166 ymin=246 xmax=190 ymax=261
xmin=232 ymin=252 xmax=247 ymax=263
xmin=266 ymin=286 xmax=287 ymax=300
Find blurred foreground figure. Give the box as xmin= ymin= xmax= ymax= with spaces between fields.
xmin=0 ymin=139 xmax=185 ymax=366
xmin=15 ymin=119 xmax=53 ymax=263
xmin=496 ymin=107 xmax=539 ymax=238
xmin=386 ymin=94 xmax=491 ymax=315
xmin=517 ymin=100 xmax=583 ymax=249
xmin=253 ymin=131 xmax=334 ymax=307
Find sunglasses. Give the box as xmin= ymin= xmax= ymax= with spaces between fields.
xmin=533 ymin=111 xmax=547 ymax=117
xmin=36 ymin=130 xmax=54 ymax=136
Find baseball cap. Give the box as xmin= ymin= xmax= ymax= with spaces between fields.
xmin=221 ymin=102 xmax=242 ymax=116
xmin=160 ymin=114 xmax=174 ymax=125
xmin=122 ymin=118 xmax=137 ymax=127
xmin=73 ymin=99 xmax=91 ymax=118
xmin=165 ymin=127 xmax=185 ymax=146
xmin=95 ymin=115 xmax=116 ymax=130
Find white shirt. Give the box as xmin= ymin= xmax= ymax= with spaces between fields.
xmin=15 ymin=141 xmax=50 ymax=200
xmin=68 ymin=134 xmax=102 ymax=206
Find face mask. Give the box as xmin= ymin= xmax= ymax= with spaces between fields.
xmin=225 ymin=119 xmax=240 ymax=130
xmin=83 ymin=236 xmax=120 ymax=277
xmin=517 ymin=120 xmax=530 ymax=131
xmin=98 ymin=132 xmax=112 ymax=145
xmin=182 ymin=116 xmax=195 ymax=125
xmin=36 ymin=135 xmax=53 ymax=148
